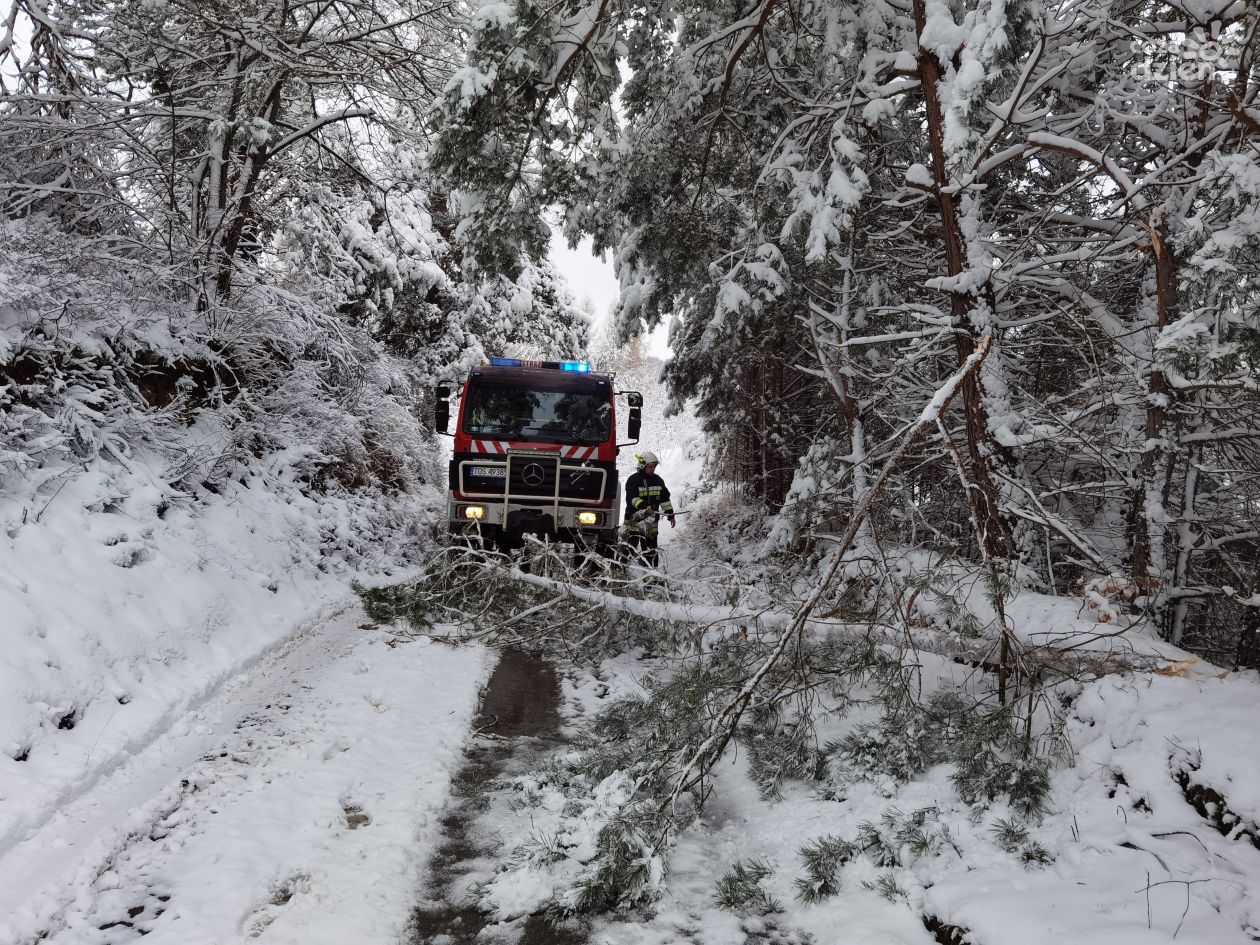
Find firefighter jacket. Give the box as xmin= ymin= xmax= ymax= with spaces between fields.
xmin=624 ymin=471 xmax=674 ymax=534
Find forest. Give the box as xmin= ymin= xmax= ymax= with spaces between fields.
xmin=2 ymin=0 xmax=1260 ymax=943
xmin=6 ymin=0 xmax=1256 ymax=658
xmin=433 ymin=0 xmax=1260 ymax=667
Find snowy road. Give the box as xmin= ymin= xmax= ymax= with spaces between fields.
xmin=0 ymin=608 xmax=492 ymax=945
xmin=411 ymin=646 xmax=585 ymax=945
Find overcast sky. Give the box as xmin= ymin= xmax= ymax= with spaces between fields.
xmin=548 ymin=228 xmax=671 ymax=358
xmin=549 ymin=231 xmax=619 ymax=320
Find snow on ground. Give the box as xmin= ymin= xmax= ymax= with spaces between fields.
xmin=0 ymin=609 xmax=492 ymax=944
xmin=549 ymin=652 xmax=1260 ymax=945
xmin=0 ymin=449 xmax=437 ymax=842
xmin=925 ymin=667 xmax=1260 ymax=945
xmin=0 ymin=446 xmax=491 ymax=943
xmin=467 ymin=512 xmax=1260 ymax=945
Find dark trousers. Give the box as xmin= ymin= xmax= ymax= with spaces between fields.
xmin=626 ymin=529 xmax=659 ymax=568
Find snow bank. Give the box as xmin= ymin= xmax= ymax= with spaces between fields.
xmin=926 ymin=668 xmax=1260 ymax=945
xmin=0 ymin=449 xmax=439 ymax=868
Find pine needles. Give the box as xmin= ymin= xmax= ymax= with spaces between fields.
xmin=826 ymin=689 xmax=1055 ymax=821
xmin=714 ymin=860 xmax=783 ymax=915
xmin=794 ymin=836 xmax=857 ymax=903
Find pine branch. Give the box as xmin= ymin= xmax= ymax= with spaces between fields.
xmin=664 ymin=336 xmax=996 ymax=807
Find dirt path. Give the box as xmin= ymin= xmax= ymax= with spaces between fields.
xmin=409 ymin=647 xmax=587 ymax=945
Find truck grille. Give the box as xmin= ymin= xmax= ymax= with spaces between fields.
xmin=559 ymin=467 xmax=605 ymax=501
xmin=507 ymin=455 xmax=559 ymax=497
xmin=456 ymin=453 xmax=611 ymax=503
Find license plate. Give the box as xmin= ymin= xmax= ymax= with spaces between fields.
xmin=471 ymin=465 xmax=507 ymax=478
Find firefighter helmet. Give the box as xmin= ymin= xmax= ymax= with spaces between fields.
xmin=635 ymin=450 xmax=660 ymax=469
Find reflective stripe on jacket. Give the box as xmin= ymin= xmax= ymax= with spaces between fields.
xmin=624 ymin=471 xmax=674 ymax=527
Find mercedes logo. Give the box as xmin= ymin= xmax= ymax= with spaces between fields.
xmin=521 ymin=463 xmax=546 ymax=486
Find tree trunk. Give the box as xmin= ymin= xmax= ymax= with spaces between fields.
xmin=1131 ymin=221 xmax=1178 ymax=629
xmin=913 ymin=0 xmax=1012 ymax=561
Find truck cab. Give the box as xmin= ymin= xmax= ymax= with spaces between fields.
xmin=436 ymin=359 xmax=641 ymax=553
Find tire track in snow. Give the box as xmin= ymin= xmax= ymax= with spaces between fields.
xmin=410 ymin=647 xmax=587 ymax=945
xmin=1 ymin=612 xmax=491 ymax=945
xmin=0 ymin=600 xmax=353 ymax=868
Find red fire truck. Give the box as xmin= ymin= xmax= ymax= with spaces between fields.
xmin=435 ymin=358 xmax=641 ymax=554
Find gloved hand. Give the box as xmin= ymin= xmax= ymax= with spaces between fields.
xmin=668 ymin=516 xmax=677 ymax=528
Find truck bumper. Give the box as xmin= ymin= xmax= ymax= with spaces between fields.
xmin=448 ymin=500 xmax=617 ymax=533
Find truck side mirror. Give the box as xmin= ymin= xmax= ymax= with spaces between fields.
xmin=617 ymin=390 xmax=644 ymax=445
xmin=435 ymin=385 xmax=451 ymax=435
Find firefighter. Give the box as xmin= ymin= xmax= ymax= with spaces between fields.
xmin=623 ymin=450 xmax=676 ymax=568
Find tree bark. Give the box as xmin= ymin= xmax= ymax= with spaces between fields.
xmin=913 ymin=0 xmax=1012 ymax=561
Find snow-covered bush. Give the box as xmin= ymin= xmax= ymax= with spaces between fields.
xmin=713 ymin=859 xmax=782 ymax=916
xmin=0 ymin=219 xmax=435 ymax=512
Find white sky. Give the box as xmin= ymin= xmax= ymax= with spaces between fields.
xmin=549 ymin=230 xmax=619 ymax=320
xmin=548 ymin=226 xmax=671 ymax=359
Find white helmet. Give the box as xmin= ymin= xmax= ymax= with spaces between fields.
xmin=635 ymin=450 xmax=660 ymax=469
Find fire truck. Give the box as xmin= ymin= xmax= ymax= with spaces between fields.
xmin=435 ymin=358 xmax=642 ymax=554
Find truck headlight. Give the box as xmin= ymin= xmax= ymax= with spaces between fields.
xmin=577 ymin=511 xmax=600 ymax=526
xmin=463 ymin=505 xmax=486 ymax=520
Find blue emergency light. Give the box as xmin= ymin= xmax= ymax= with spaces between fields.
xmin=488 ymin=357 xmax=592 ymax=372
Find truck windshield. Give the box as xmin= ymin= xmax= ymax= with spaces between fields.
xmin=463 ymin=382 xmax=611 ymax=445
